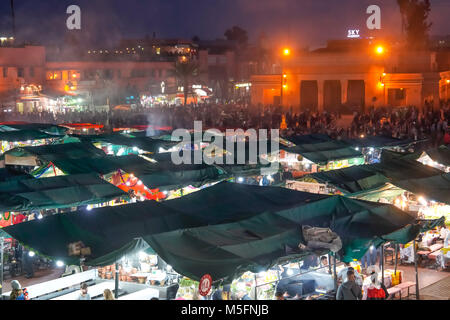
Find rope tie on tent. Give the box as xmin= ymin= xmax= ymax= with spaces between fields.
xmin=34 ymin=163 xmax=52 ymax=178
xmin=51 ymin=162 xmax=57 ymax=176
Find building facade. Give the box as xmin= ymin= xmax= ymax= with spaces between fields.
xmin=251 ymin=40 xmax=449 ymax=112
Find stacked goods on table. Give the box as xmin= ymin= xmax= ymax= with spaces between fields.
xmin=350 ymin=260 xmax=362 ymax=274
xmin=386 ymin=270 xmax=403 ymax=286
xmin=97 ymin=264 xmax=139 ymax=283
xmin=176 ymin=278 xmax=199 ymax=300
xmin=362 ymin=269 xmax=403 ymax=289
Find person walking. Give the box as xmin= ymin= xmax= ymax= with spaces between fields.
xmin=77 ymin=283 xmax=91 ymax=300
xmin=336 ymin=270 xmax=362 ymax=300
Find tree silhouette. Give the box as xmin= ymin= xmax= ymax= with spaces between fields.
xmin=224 ymin=26 xmax=248 ymax=48
xmin=173 ymin=60 xmax=199 ymax=106
xmin=397 ymin=0 xmax=432 ymax=49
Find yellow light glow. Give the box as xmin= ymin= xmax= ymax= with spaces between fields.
xmin=447 ymin=79 xmax=450 ymax=84
xmin=382 ymin=73 xmax=386 ymax=77
xmin=283 ymin=48 xmax=290 ymax=56
xmin=378 ymin=82 xmax=385 ymax=88
xmin=283 ymin=74 xmax=287 ymax=78
xmin=375 ymin=46 xmax=384 ymax=54
xmin=283 ymin=85 xmax=287 ymax=89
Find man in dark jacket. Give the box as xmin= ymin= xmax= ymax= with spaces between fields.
xmin=336 ymin=270 xmax=362 ymax=300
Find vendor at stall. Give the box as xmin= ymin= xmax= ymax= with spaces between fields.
xmin=337 ymin=263 xmax=363 ymax=286
xmin=317 ymin=256 xmax=330 ymax=274
xmin=444 ymin=227 xmax=450 ymax=247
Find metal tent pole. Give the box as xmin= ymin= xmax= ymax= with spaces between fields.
xmin=333 ymin=253 xmax=337 ymax=290
xmin=254 ymin=273 xmax=258 ymax=301
xmin=394 ymin=244 xmax=398 ymax=275
xmin=114 ymin=262 xmax=119 ymax=299
xmin=328 ymin=253 xmax=332 ymax=274
xmin=381 ymin=244 xmax=385 ymax=286
xmin=413 ymin=239 xmax=419 ymax=300
xmin=0 ymin=237 xmax=3 ymax=296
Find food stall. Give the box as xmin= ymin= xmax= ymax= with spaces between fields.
xmin=279 ymin=144 xmax=365 ymax=175
xmin=61 ymin=123 xmax=104 ymax=135
xmin=108 ymin=169 xmax=166 ymax=201
xmin=97 ymin=251 xmax=179 ymax=299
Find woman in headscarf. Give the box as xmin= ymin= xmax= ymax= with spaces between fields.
xmin=365 ymin=267 xmax=389 ymax=300
xmin=10 ymin=280 xmax=25 ymax=300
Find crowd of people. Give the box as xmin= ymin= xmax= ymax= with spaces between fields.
xmin=2 ymin=102 xmax=450 ymax=146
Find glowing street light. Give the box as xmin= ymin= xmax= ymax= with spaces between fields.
xmin=280 ymin=48 xmax=291 ymax=106
xmin=375 ymin=45 xmax=384 ymax=55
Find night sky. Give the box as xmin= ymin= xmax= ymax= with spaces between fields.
xmin=0 ymin=0 xmax=448 ymax=48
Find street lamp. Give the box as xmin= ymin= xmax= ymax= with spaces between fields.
xmin=375 ymin=45 xmax=384 ymax=55
xmin=280 ymin=48 xmax=291 ymax=106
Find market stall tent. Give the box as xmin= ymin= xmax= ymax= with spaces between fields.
xmin=0 ymin=167 xmax=33 ymax=182
xmin=0 ymin=123 xmax=68 ymax=136
xmin=148 ymin=151 xmax=278 ymax=178
xmin=71 ymin=133 xmax=178 ymax=154
xmin=283 ymin=134 xmax=333 ymax=146
xmin=392 ymin=173 xmax=450 ymax=204
xmin=283 ymin=140 xmax=364 ymax=165
xmin=307 ymin=158 xmax=443 ymax=194
xmin=417 ymin=145 xmax=450 ymax=171
xmin=344 ymin=135 xmax=417 ymax=149
xmin=3 ymin=142 xmax=106 ymax=166
xmin=0 ymin=130 xmax=59 ymax=143
xmin=2 ymin=182 xmax=441 ymax=283
xmin=44 ymin=154 xmax=230 ymax=191
xmin=347 ymin=183 xmax=405 ymax=202
xmin=0 ymin=173 xmax=128 ymax=212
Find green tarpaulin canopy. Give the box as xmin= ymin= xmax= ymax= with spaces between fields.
xmin=380 ymin=149 xmax=421 ymax=163
xmin=0 ymin=130 xmax=58 ymax=142
xmin=423 ymin=145 xmax=450 ymax=167
xmin=50 ymin=155 xmax=155 ymax=176
xmin=0 ymin=123 xmax=68 ymax=136
xmin=392 ymin=173 xmax=450 ymax=204
xmin=283 ymin=134 xmax=333 ymax=146
xmin=0 ymin=167 xmax=33 ymax=182
xmin=4 ymin=142 xmax=106 ymax=162
xmin=308 ymin=158 xmax=443 ymax=194
xmin=72 ymin=133 xmax=178 ymax=153
xmin=136 ymin=163 xmax=228 ymax=190
xmin=349 ymin=183 xmax=405 ymax=202
xmin=47 ymin=154 xmax=230 ymax=190
xmin=3 ymin=182 xmax=440 ymax=282
xmin=344 ymin=135 xmax=417 ymax=148
xmin=0 ymin=173 xmax=128 ymax=212
xmin=284 ymin=140 xmax=363 ymax=164
xmin=147 ymin=151 xmax=277 ymax=178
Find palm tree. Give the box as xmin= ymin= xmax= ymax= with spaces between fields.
xmin=397 ymin=0 xmax=408 ymax=36
xmin=10 ymin=0 xmax=16 ymax=38
xmin=173 ymin=59 xmax=199 ymax=106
